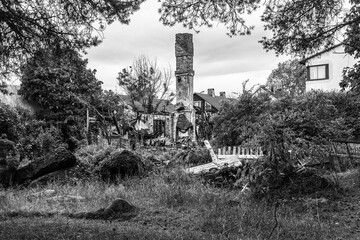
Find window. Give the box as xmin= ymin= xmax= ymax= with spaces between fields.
xmin=194 ymin=101 xmax=201 ymax=107
xmin=308 ymin=64 xmax=329 ymax=80
xmin=153 ymin=120 xmax=166 ymax=136
xmin=205 ymin=102 xmax=212 ymax=111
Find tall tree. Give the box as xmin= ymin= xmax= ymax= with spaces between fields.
xmin=0 ymin=0 xmax=144 ymax=79
xmin=117 ymin=55 xmax=174 ymax=114
xmin=266 ymin=59 xmax=307 ymax=96
xmin=19 ymin=45 xmax=103 ymax=122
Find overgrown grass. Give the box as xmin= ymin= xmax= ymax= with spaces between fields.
xmin=0 ymin=166 xmax=334 ymax=240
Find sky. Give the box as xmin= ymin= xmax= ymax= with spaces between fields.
xmin=86 ymin=1 xmax=290 ymax=97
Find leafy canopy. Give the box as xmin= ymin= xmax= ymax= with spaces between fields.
xmin=0 ymin=0 xmax=144 ymax=78
xmin=19 ymin=45 xmax=103 ymax=122
xmin=159 ymin=0 xmax=261 ymax=36
xmin=266 ymin=59 xmax=307 ymax=96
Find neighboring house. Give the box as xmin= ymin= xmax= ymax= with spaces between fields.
xmin=300 ymin=44 xmax=357 ymax=92
xmin=193 ymin=88 xmax=226 ymax=114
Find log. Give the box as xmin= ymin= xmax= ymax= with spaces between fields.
xmin=15 ymin=147 xmax=77 ymax=185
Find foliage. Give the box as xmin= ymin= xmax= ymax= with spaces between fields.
xmin=213 ymin=90 xmax=359 ymax=197
xmin=260 ymin=0 xmax=345 ymax=56
xmin=16 ymin=119 xmax=64 ymax=162
xmin=195 ymin=112 xmax=213 ymax=141
xmin=341 ymin=62 xmax=360 ymax=92
xmin=97 ymin=90 xmax=134 ymax=132
xmin=95 ymin=90 xmax=126 ymax=117
xmin=88 ymin=90 xmax=132 ymax=144
xmin=266 ymin=59 xmax=307 ymax=96
xmin=214 ymin=90 xmax=355 ymax=147
xmin=19 ymin=46 xmax=103 ymax=123
xmin=158 ymin=1 xmax=347 ymax=56
xmin=117 ymin=55 xmax=174 ymax=114
xmin=159 ymin=0 xmax=260 ymax=36
xmin=0 ymin=103 xmax=66 ymax=161
xmin=213 ymin=90 xmax=271 ymax=146
xmin=0 ymin=102 xmax=21 ymax=142
xmin=0 ymin=0 xmax=144 ymax=79
xmin=183 ymin=147 xmax=212 ymax=166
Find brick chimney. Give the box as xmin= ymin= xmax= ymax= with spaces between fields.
xmin=207 ymin=88 xmax=215 ymax=97
xmin=219 ymin=91 xmax=226 ymax=97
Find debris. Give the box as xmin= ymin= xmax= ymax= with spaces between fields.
xmin=96 ymin=149 xmax=145 ymax=181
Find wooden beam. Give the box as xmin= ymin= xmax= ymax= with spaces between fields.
xmin=204 ymin=140 xmax=219 ymax=162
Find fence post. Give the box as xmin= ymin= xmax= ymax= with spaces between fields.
xmin=227 ymin=146 xmax=231 ymax=155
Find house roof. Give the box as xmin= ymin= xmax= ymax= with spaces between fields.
xmin=299 ymin=43 xmax=343 ymax=65
xmin=119 ymin=95 xmax=175 ymax=114
xmin=194 ymin=93 xmax=226 ymax=111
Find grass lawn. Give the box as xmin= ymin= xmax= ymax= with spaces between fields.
xmin=1 ymin=166 xmax=348 ymax=240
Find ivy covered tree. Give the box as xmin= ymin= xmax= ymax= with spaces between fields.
xmin=266 ymin=59 xmax=307 ymax=96
xmin=19 ymin=45 xmax=103 ymax=122
xmin=117 ymin=55 xmax=174 ymax=114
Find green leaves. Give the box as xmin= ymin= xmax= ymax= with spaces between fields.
xmin=260 ymin=0 xmax=344 ymax=56
xmin=213 ymin=90 xmax=357 ymax=148
xmin=266 ymin=59 xmax=307 ymax=96
xmin=0 ymin=102 xmax=21 ymax=142
xmin=159 ymin=0 xmax=260 ymax=37
xmin=19 ymin=46 xmax=102 ymax=122
xmin=0 ymin=0 xmax=145 ymax=76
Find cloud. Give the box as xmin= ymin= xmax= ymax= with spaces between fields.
xmin=86 ymin=1 xmax=290 ymax=91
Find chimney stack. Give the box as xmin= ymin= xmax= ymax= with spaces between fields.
xmin=207 ymin=88 xmax=215 ymax=97
xmin=220 ymin=91 xmax=226 ymax=97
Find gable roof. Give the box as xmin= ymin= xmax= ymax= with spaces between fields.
xmin=194 ymin=93 xmax=226 ymax=111
xmin=299 ymin=43 xmax=343 ymax=64
xmin=119 ymin=95 xmax=175 ymax=114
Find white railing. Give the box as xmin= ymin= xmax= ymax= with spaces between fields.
xmin=217 ymin=145 xmax=263 ymax=159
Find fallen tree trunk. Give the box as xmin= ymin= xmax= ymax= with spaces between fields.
xmin=14 ymin=147 xmax=77 ymax=185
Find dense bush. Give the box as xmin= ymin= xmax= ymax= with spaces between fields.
xmin=213 ymin=90 xmax=355 ymax=148
xmin=16 ymin=117 xmax=65 ymax=161
xmin=0 ymin=102 xmax=67 ymax=162
xmin=213 ymin=92 xmax=271 ymax=146
xmin=0 ymin=102 xmax=21 ymax=141
xmin=212 ymin=90 xmax=359 ymax=197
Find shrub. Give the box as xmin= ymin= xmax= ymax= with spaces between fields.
xmin=17 ymin=119 xmax=64 ymax=161
xmin=213 ymin=90 xmax=357 ymax=198
xmin=0 ymin=102 xmax=21 ymax=141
